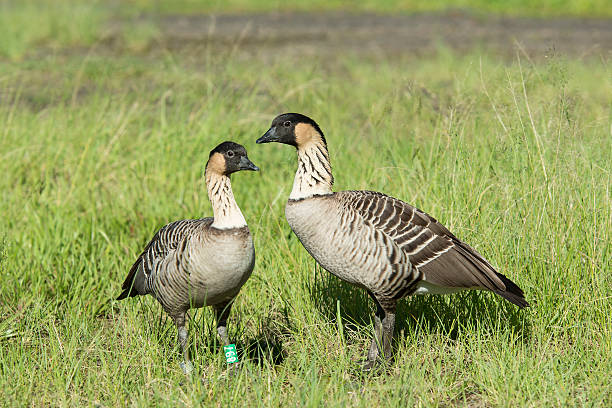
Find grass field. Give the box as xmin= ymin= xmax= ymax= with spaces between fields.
xmin=2 ymin=0 xmax=612 ymax=59
xmin=1 ymin=2 xmax=611 ymax=407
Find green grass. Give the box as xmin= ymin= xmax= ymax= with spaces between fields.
xmin=1 ymin=8 xmax=611 ymax=407
xmin=2 ymin=0 xmax=612 ymax=59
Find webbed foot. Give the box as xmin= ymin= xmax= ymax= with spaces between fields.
xmin=180 ymin=360 xmax=194 ymax=375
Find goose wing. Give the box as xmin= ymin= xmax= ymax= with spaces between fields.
xmin=338 ymin=190 xmax=527 ymax=307
xmin=117 ymin=218 xmax=212 ymax=299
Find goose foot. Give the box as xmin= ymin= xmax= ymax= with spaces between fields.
xmin=360 ymin=357 xmax=386 ymax=373
xmin=217 ymin=361 xmax=241 ymax=379
xmin=180 ymin=360 xmax=194 ymax=375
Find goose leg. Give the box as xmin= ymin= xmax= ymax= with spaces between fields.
xmin=214 ymin=301 xmax=241 ymax=375
xmin=175 ymin=313 xmax=193 ymax=374
xmin=213 ymin=301 xmax=233 ymax=346
xmin=364 ymin=296 xmax=396 ymax=371
xmin=380 ymin=305 xmax=396 ymax=362
xmin=364 ymin=302 xmax=384 ymax=371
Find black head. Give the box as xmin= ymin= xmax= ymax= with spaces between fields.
xmin=207 ymin=141 xmax=259 ymax=175
xmin=256 ymin=113 xmax=326 ymax=147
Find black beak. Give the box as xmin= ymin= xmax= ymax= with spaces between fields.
xmin=239 ymin=156 xmax=259 ymax=171
xmin=256 ymin=127 xmax=278 ymax=144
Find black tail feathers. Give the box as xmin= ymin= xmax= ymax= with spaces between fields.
xmin=116 ymin=263 xmax=142 ymax=300
xmin=116 ymin=287 xmax=136 ymax=301
xmin=494 ymin=272 xmax=529 ymax=308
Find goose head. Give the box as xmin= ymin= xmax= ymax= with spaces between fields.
xmin=257 ymin=113 xmax=326 ymax=148
xmin=207 ymin=141 xmax=259 ymax=175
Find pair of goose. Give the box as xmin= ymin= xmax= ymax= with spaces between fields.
xmin=117 ymin=113 xmax=528 ymax=373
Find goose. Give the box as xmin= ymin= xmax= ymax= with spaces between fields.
xmin=257 ymin=113 xmax=528 ymax=370
xmin=116 ymin=141 xmax=259 ymax=373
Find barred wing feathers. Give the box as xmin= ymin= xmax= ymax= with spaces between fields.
xmin=117 ymin=218 xmax=212 ymax=300
xmin=338 ymin=190 xmax=528 ymax=307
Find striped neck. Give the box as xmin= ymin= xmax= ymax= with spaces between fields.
xmin=205 ymin=171 xmax=247 ymax=229
xmin=290 ymin=139 xmax=334 ymax=200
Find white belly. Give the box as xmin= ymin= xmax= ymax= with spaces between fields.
xmin=413 ymin=280 xmax=464 ymax=295
xmin=186 ymin=233 xmax=255 ymax=307
xmin=285 ymin=198 xmax=393 ymax=290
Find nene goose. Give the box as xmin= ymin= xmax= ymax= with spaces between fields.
xmin=257 ymin=113 xmax=528 ymax=370
xmin=117 ymin=141 xmax=259 ymax=373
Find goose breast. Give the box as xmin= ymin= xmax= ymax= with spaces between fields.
xmin=285 ymin=194 xmax=417 ymax=297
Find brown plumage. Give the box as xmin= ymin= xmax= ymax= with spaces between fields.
xmin=117 ymin=141 xmax=259 ymax=373
xmin=257 ymin=113 xmax=528 ymax=370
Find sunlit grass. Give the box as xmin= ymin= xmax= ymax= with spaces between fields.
xmin=0 ymin=39 xmax=610 ymax=405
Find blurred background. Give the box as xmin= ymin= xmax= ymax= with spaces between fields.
xmin=1 ymin=0 xmax=611 ymax=60
xmin=1 ymin=1 xmax=610 ymax=406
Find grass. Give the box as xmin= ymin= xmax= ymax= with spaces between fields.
xmin=1 ymin=4 xmax=611 ymax=407
xmin=2 ymin=0 xmax=612 ymax=59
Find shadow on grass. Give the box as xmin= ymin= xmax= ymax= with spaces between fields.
xmin=196 ymin=306 xmax=288 ymax=367
xmin=126 ymin=297 xmax=289 ymax=368
xmin=309 ymin=264 xmax=531 ymax=347
xmin=240 ymin=333 xmax=285 ymax=366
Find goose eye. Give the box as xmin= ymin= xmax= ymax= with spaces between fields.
xmin=283 ymin=121 xmax=291 ymax=127
xmin=227 ymin=150 xmax=234 ymax=157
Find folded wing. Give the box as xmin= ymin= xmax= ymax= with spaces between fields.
xmin=339 ymin=190 xmax=527 ymax=307
xmin=117 ymin=218 xmax=212 ymax=300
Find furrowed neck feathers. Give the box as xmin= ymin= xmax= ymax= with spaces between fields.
xmin=205 ymin=156 xmax=247 ymax=229
xmin=290 ymin=123 xmax=334 ymax=200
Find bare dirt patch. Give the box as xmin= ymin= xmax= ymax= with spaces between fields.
xmin=150 ymin=11 xmax=611 ymax=58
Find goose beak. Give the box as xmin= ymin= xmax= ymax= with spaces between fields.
xmin=256 ymin=127 xmax=278 ymax=144
xmin=239 ymin=156 xmax=259 ymax=171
